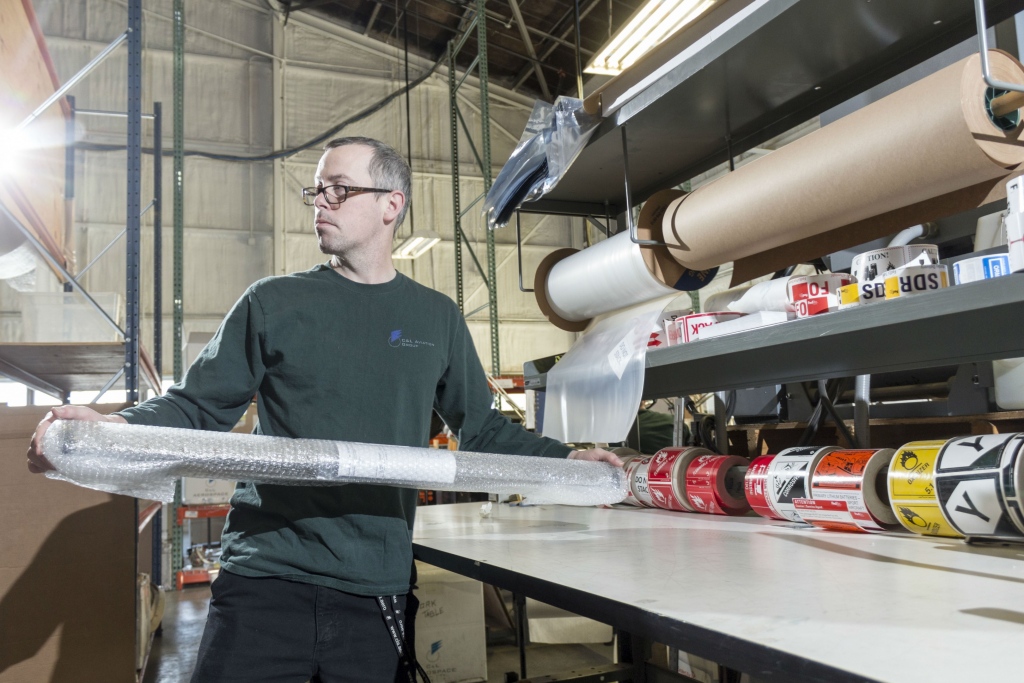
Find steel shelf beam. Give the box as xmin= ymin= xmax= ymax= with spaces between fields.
xmin=526 ymin=276 xmax=1024 ymax=398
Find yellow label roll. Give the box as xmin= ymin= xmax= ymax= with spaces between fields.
xmin=888 ymin=440 xmax=963 ymax=538
xmin=837 ymin=283 xmax=860 ymax=310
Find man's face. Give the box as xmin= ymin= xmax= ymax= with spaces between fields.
xmin=312 ymin=144 xmax=388 ymax=257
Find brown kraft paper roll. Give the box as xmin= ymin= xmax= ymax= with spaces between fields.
xmin=662 ymin=51 xmax=1024 ymax=273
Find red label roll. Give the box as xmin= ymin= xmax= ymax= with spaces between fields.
xmin=685 ymin=454 xmax=751 ymax=515
xmin=745 ymin=455 xmax=785 ymax=520
xmin=647 ymin=447 xmax=712 ymax=511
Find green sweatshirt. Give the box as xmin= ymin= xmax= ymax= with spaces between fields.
xmin=118 ymin=264 xmax=571 ymax=596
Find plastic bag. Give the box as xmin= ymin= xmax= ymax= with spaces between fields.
xmin=485 ymin=97 xmax=600 ymax=230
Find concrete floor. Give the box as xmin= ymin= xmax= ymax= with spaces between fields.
xmin=142 ymin=585 xmax=614 ymax=683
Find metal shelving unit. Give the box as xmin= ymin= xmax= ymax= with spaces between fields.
xmin=1 ymin=2 xmax=165 ymax=676
xmin=519 ymin=0 xmax=1024 ymax=403
xmin=448 ymin=0 xmax=501 ymax=375
xmin=521 ymin=0 xmax=1024 ymax=218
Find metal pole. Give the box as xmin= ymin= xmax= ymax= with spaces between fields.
xmin=514 ymin=592 xmax=528 ymax=679
xmin=171 ymin=0 xmax=186 ymax=584
xmin=64 ymin=95 xmax=76 ymax=286
xmin=404 ymin=4 xmax=415 ymax=233
xmin=17 ymin=31 xmax=129 ymax=131
xmin=126 ymin=0 xmax=142 ymax=406
xmin=154 ymin=102 xmax=163 ymax=385
xmin=574 ymin=0 xmax=585 ymax=98
xmin=477 ymin=0 xmax=500 ymax=377
xmin=713 ymin=391 xmax=728 ymax=454
xmin=449 ymin=41 xmax=464 ymax=313
xmin=173 ymin=0 xmax=186 ymax=385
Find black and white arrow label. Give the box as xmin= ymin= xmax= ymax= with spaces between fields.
xmin=937 ymin=434 xmax=1013 ymax=472
xmin=937 ymin=476 xmax=1005 ymax=536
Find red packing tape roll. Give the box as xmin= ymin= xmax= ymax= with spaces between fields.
xmin=685 ymin=454 xmax=751 ymax=515
xmin=794 ymin=449 xmax=898 ymax=533
xmin=745 ymin=455 xmax=785 ymax=520
xmin=647 ymin=447 xmax=712 ymax=511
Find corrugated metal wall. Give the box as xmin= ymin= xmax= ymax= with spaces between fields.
xmin=24 ymin=0 xmax=578 ymax=375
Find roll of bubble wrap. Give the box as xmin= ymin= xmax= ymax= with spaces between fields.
xmin=42 ymin=420 xmax=629 ymax=507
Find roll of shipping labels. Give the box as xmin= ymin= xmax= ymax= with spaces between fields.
xmin=684 ymin=454 xmax=751 ymax=516
xmin=793 ymin=449 xmax=899 ymax=533
xmin=887 ymin=440 xmax=963 ymax=538
xmin=934 ymin=433 xmax=1024 ymax=540
xmin=884 ymin=264 xmax=948 ymax=299
xmin=765 ymin=446 xmax=837 ymax=523
xmin=646 ymin=446 xmax=713 ymax=511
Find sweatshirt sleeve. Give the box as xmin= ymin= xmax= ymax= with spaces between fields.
xmin=434 ymin=310 xmax=572 ymax=459
xmin=115 ymin=286 xmax=266 ymax=431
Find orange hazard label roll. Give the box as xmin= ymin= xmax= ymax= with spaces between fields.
xmin=795 ymin=449 xmax=898 ymax=533
xmin=887 ymin=440 xmax=961 ymax=538
xmin=647 ymin=447 xmax=712 ymax=511
xmin=684 ymin=454 xmax=751 ymax=515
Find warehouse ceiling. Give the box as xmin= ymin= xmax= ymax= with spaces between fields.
xmin=275 ymin=0 xmax=644 ymax=100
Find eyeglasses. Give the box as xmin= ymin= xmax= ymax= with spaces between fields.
xmin=301 ymin=184 xmax=392 ymax=207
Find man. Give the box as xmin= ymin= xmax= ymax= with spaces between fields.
xmin=27 ymin=137 xmax=621 ymax=683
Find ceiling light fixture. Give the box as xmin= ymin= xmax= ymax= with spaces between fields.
xmin=585 ymin=0 xmax=716 ymax=77
xmin=392 ymin=230 xmax=442 ymax=259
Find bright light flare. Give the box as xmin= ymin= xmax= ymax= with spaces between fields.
xmin=0 ymin=127 xmax=26 ymax=178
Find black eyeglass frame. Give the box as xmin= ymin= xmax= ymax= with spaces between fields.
xmin=301 ymin=184 xmax=393 ymax=207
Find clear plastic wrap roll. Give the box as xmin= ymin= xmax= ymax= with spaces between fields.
xmin=42 ymin=420 xmax=628 ymax=507
xmin=543 ymin=296 xmax=673 ymax=443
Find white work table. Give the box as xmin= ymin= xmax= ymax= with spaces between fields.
xmin=412 ymin=502 xmax=1024 ymax=683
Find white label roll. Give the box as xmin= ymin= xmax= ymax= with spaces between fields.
xmin=884 ymin=264 xmax=948 ymax=299
xmin=934 ymin=433 xmax=1024 ymax=540
xmin=765 ymin=446 xmax=837 ymax=523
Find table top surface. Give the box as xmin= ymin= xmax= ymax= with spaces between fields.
xmin=412 ymin=502 xmax=1024 ymax=683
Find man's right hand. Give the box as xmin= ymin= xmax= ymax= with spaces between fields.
xmin=27 ymin=405 xmax=127 ymax=474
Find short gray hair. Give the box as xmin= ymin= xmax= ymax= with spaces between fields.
xmin=324 ymin=137 xmax=411 ymax=233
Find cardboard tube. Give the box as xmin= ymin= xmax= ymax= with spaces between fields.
xmin=663 ymin=51 xmax=1024 ymax=274
xmin=992 ymin=90 xmax=1024 ymax=117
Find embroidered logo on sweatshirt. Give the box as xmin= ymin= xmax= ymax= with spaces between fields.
xmin=388 ymin=329 xmax=434 ymax=349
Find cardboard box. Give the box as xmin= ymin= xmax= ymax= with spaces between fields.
xmin=413 ymin=561 xmax=486 ymax=683
xmin=181 ymin=477 xmax=236 ymax=505
xmin=0 ymin=405 xmax=137 ymax=683
xmin=526 ymin=598 xmax=612 ymax=644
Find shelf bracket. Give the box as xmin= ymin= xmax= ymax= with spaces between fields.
xmin=516 ymin=210 xmax=534 ymax=292
xmin=622 ymin=126 xmax=666 ymax=247
xmin=974 ymin=0 xmax=1024 ymax=128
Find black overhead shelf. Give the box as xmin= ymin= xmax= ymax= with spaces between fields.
xmin=522 ymin=0 xmax=1024 ymax=217
xmin=524 ymin=275 xmax=1024 ymax=398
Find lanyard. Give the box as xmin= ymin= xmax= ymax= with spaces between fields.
xmin=377 ymin=594 xmax=429 ymax=683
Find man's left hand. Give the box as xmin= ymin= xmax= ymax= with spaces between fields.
xmin=568 ymin=448 xmax=624 ymax=467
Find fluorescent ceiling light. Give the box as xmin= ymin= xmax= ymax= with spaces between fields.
xmin=392 ymin=230 xmax=442 ymax=259
xmin=585 ymin=0 xmax=716 ymax=76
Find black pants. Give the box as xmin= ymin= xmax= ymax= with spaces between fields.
xmin=191 ymin=570 xmax=418 ymax=683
